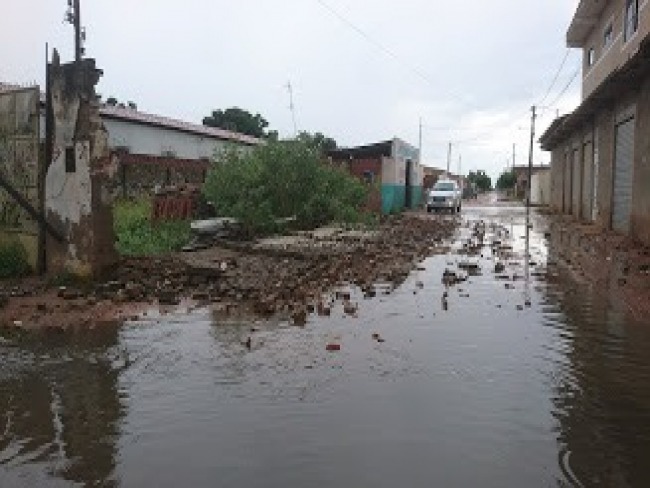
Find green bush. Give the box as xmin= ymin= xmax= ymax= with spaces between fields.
xmin=114 ymin=199 xmax=191 ymax=256
xmin=0 ymin=240 xmax=31 ymax=278
xmin=203 ymin=140 xmax=370 ymax=235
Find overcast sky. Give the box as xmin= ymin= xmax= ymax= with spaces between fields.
xmin=2 ymin=0 xmax=582 ymax=181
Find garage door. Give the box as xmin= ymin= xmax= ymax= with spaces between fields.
xmin=563 ymin=152 xmax=572 ymax=214
xmin=582 ymin=141 xmax=593 ymax=221
xmin=612 ymin=117 xmax=635 ymax=233
xmin=572 ymin=148 xmax=582 ymax=217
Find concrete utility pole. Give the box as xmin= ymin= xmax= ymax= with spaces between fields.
xmin=74 ymin=0 xmax=82 ymax=62
xmin=527 ymin=106 xmax=537 ymax=207
xmin=512 ymin=143 xmax=516 ymax=172
xmin=418 ymin=117 xmax=423 ymax=163
xmin=65 ymin=0 xmax=84 ymax=63
xmin=446 ymin=142 xmax=452 ymax=174
xmin=286 ymin=81 xmax=298 ymax=137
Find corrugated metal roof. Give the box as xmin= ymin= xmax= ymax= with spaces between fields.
xmin=100 ymin=105 xmax=263 ymax=146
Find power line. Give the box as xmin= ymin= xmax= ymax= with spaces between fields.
xmin=314 ymin=0 xmax=466 ymax=104
xmin=538 ymin=49 xmax=570 ymax=106
xmin=542 ymin=68 xmax=580 ymax=112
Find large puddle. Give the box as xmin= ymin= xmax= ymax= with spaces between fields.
xmin=2 ymin=205 xmax=650 ymax=487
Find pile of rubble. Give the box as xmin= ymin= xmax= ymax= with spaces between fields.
xmin=0 ymin=213 xmax=459 ymax=330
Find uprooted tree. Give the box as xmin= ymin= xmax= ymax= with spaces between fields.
xmin=203 ymin=140 xmax=370 ymax=235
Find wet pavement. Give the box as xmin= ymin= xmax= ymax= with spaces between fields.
xmin=2 ymin=203 xmax=650 ymax=487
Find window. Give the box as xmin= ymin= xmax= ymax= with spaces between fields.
xmin=587 ymin=47 xmax=595 ymax=67
xmin=362 ymin=170 xmax=375 ymax=184
xmin=624 ymin=0 xmax=639 ymax=42
xmin=65 ymin=146 xmax=76 ymax=173
xmin=604 ymin=23 xmax=613 ymax=47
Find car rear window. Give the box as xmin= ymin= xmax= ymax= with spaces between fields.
xmin=433 ymin=182 xmax=455 ymax=191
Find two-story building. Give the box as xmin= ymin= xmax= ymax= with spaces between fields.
xmin=540 ymin=0 xmax=650 ymax=245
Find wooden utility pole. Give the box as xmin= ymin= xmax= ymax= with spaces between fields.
xmin=446 ymin=142 xmax=452 ymax=174
xmin=512 ymin=143 xmax=516 ymax=172
xmin=527 ymin=106 xmax=537 ymax=207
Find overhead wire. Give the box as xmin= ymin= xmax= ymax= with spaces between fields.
xmin=537 ymin=49 xmax=571 ymax=106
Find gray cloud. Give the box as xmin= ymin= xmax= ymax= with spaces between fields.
xmin=1 ymin=0 xmax=582 ymax=180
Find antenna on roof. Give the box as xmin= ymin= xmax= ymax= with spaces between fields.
xmin=286 ymin=81 xmax=298 ymax=137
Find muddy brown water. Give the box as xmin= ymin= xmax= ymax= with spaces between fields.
xmin=2 ymin=205 xmax=650 ymax=487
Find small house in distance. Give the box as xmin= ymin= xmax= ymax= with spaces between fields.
xmin=328 ymin=138 xmax=422 ymax=214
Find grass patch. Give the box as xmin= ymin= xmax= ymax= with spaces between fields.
xmin=114 ymin=198 xmax=191 ymax=256
xmin=0 ymin=240 xmax=31 ymax=278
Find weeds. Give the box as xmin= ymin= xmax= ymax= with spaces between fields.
xmin=0 ymin=240 xmax=31 ymax=279
xmin=114 ymin=199 xmax=191 ymax=256
xmin=203 ymin=140 xmax=371 ymax=236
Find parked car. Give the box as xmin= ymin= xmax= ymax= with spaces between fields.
xmin=427 ymin=179 xmax=462 ymax=213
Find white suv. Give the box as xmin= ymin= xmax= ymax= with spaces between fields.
xmin=426 ymin=179 xmax=462 ymax=213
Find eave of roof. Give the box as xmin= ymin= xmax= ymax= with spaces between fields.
xmin=566 ymin=0 xmax=607 ymax=47
xmin=540 ymin=36 xmax=650 ymax=150
xmin=100 ymin=105 xmax=263 ymax=146
xmin=328 ymin=140 xmax=394 ymax=159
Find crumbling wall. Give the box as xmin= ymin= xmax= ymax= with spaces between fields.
xmin=0 ymin=87 xmax=42 ymax=270
xmin=45 ymin=50 xmax=117 ymax=278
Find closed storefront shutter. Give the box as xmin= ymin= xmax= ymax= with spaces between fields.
xmin=612 ymin=117 xmax=635 ymax=233
xmin=582 ymin=140 xmax=593 ymax=221
xmin=572 ymin=148 xmax=581 ymax=217
xmin=564 ymin=152 xmax=572 ymax=213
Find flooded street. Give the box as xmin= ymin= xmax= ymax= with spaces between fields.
xmin=2 ymin=204 xmax=650 ymax=487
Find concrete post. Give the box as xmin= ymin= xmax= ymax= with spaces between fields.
xmin=45 ymin=49 xmax=118 ymax=278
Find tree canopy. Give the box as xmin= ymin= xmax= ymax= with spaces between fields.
xmin=496 ymin=170 xmax=516 ymax=190
xmin=203 ymin=108 xmax=270 ymax=138
xmin=467 ymin=170 xmax=492 ymax=192
xmin=296 ymin=131 xmax=337 ymax=153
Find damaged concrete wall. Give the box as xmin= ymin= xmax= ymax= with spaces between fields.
xmin=0 ymin=87 xmax=42 ymax=270
xmin=45 ymin=50 xmax=117 ymax=278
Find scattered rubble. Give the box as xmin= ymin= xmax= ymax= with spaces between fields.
xmin=0 ymin=213 xmax=458 ymax=330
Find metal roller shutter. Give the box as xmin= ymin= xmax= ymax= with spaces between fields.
xmin=582 ymin=141 xmax=593 ymax=221
xmin=612 ymin=117 xmax=635 ymax=233
xmin=564 ymin=152 xmax=572 ymax=213
xmin=572 ymin=148 xmax=581 ymax=217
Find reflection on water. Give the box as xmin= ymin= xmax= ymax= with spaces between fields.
xmin=545 ymin=236 xmax=650 ymax=487
xmin=1 ymin=206 xmax=650 ymax=487
xmin=1 ymin=327 xmax=125 ymax=487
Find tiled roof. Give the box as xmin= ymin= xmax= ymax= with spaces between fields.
xmin=100 ymin=105 xmax=263 ymax=146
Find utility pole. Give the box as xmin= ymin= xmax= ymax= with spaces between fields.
xmin=446 ymin=142 xmax=452 ymax=175
xmin=512 ymin=143 xmax=516 ymax=172
xmin=458 ymin=154 xmax=463 ymax=193
xmin=74 ymin=0 xmax=82 ymax=62
xmin=527 ymin=106 xmax=537 ymax=208
xmin=65 ymin=0 xmax=84 ymax=63
xmin=418 ymin=117 xmax=423 ymax=164
xmin=286 ymin=81 xmax=298 ymax=137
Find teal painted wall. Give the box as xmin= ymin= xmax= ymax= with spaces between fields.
xmin=411 ymin=186 xmax=423 ymax=208
xmin=381 ymin=185 xmax=423 ymax=214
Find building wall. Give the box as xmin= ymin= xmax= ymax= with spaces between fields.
xmin=531 ymin=170 xmax=552 ymax=205
xmin=45 ymin=55 xmax=117 ymax=278
xmin=545 ymin=79 xmax=650 ymax=245
xmin=582 ymin=0 xmax=650 ymax=97
xmin=631 ymin=76 xmax=650 ymax=243
xmin=103 ymin=118 xmax=235 ymax=161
